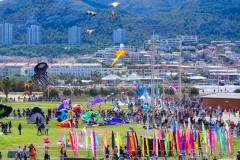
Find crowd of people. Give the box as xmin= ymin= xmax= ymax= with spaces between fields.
xmin=1 ymin=95 xmax=240 ymax=160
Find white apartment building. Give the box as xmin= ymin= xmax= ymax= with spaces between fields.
xmin=113 ymin=28 xmax=126 ymax=45
xmin=68 ymin=26 xmax=81 ymax=45
xmin=0 ymin=63 xmax=28 ymax=75
xmin=0 ymin=23 xmax=13 ymax=44
xmin=27 ymin=25 xmax=41 ymax=44
xmin=26 ymin=63 xmax=112 ymax=77
xmin=176 ymin=35 xmax=198 ymax=45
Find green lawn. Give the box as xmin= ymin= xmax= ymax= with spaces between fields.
xmin=0 ymin=101 xmax=239 ymax=159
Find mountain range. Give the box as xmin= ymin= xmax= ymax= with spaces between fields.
xmin=0 ymin=0 xmax=240 ymax=56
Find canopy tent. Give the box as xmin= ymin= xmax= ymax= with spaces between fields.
xmin=138 ymin=93 xmax=151 ymax=106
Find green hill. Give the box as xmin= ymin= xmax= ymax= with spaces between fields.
xmin=0 ymin=0 xmax=239 ymax=57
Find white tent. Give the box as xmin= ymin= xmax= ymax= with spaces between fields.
xmin=138 ymin=93 xmax=151 ymax=106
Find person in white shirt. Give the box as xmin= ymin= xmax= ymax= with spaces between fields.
xmin=17 ymin=146 xmax=22 ymax=160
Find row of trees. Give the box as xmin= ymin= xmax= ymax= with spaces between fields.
xmin=44 ymin=86 xmax=200 ymax=99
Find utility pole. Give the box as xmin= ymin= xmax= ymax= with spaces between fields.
xmin=151 ymin=30 xmax=156 ymax=126
xmin=178 ymin=41 xmax=182 ymax=101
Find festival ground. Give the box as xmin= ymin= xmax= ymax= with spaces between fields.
xmin=0 ymin=101 xmax=239 ymax=160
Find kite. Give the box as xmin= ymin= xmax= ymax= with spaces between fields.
xmin=31 ymin=62 xmax=54 ymax=87
xmin=111 ymin=10 xmax=116 ymax=21
xmin=171 ymin=83 xmax=179 ymax=90
xmin=87 ymin=29 xmax=94 ymax=35
xmin=87 ymin=96 xmax=104 ymax=108
xmin=110 ymin=49 xmax=127 ymax=67
xmin=58 ymin=98 xmax=71 ymax=110
xmin=56 ymin=119 xmax=76 ymax=128
xmin=109 ymin=2 xmax=120 ymax=7
xmin=81 ymin=111 xmax=101 ymax=122
xmin=86 ymin=11 xmax=97 ymax=16
xmin=56 ymin=109 xmax=69 ymax=122
xmin=0 ymin=104 xmax=12 ymax=118
xmin=72 ymin=104 xmax=83 ymax=113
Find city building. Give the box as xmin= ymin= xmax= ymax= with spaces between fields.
xmin=176 ymin=35 xmax=198 ymax=45
xmin=0 ymin=63 xmax=28 ymax=75
xmin=68 ymin=26 xmax=82 ymax=45
xmin=27 ymin=25 xmax=41 ymax=44
xmin=201 ymin=93 xmax=240 ymax=109
xmin=26 ymin=63 xmax=112 ymax=77
xmin=0 ymin=23 xmax=13 ymax=44
xmin=113 ymin=28 xmax=126 ymax=45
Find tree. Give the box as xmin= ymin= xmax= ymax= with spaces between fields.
xmin=1 ymin=76 xmax=12 ymax=100
xmin=89 ymin=88 xmax=99 ymax=97
xmin=234 ymin=88 xmax=240 ymax=93
xmin=92 ymin=71 xmax=102 ymax=84
xmin=73 ymin=87 xmax=82 ymax=96
xmin=189 ymin=87 xmax=199 ymax=95
xmin=42 ymin=88 xmax=59 ymax=98
xmin=63 ymin=88 xmax=72 ymax=96
xmin=164 ymin=88 xmax=175 ymax=95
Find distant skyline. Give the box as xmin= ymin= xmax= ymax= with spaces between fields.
xmin=27 ymin=25 xmax=41 ymax=45
xmin=0 ymin=23 xmax=13 ymax=44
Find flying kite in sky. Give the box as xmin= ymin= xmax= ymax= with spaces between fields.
xmin=110 ymin=48 xmax=127 ymax=67
xmin=111 ymin=10 xmax=116 ymax=21
xmin=86 ymin=11 xmax=97 ymax=16
xmin=87 ymin=29 xmax=94 ymax=35
xmin=109 ymin=2 xmax=120 ymax=7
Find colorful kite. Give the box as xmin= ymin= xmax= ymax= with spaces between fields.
xmin=31 ymin=62 xmax=54 ymax=87
xmin=0 ymin=104 xmax=12 ymax=118
xmin=87 ymin=29 xmax=94 ymax=35
xmin=111 ymin=10 xmax=116 ymax=21
xmin=109 ymin=2 xmax=120 ymax=7
xmin=110 ymin=49 xmax=127 ymax=67
xmin=86 ymin=11 xmax=97 ymax=16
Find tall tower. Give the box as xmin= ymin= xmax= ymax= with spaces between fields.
xmin=113 ymin=28 xmax=126 ymax=45
xmin=0 ymin=23 xmax=13 ymax=44
xmin=68 ymin=26 xmax=82 ymax=45
xmin=27 ymin=25 xmax=41 ymax=44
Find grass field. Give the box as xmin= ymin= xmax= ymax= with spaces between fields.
xmin=0 ymin=101 xmax=239 ymax=160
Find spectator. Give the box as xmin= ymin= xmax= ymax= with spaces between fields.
xmin=18 ymin=123 xmax=22 ymax=135
xmin=37 ymin=123 xmax=42 ymax=135
xmin=17 ymin=146 xmax=22 ymax=160
xmin=44 ymin=146 xmax=49 ymax=160
xmin=60 ymin=147 xmax=67 ymax=160
xmin=9 ymin=121 xmax=12 ymax=133
xmin=113 ymin=146 xmax=118 ymax=159
xmin=0 ymin=152 xmax=2 ymax=160
xmin=45 ymin=123 xmax=49 ymax=136
xmin=22 ymin=146 xmax=28 ymax=160
xmin=28 ymin=144 xmax=36 ymax=160
xmin=105 ymin=145 xmax=110 ymax=160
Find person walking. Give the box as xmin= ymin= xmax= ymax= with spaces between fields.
xmin=18 ymin=123 xmax=22 ymax=135
xmin=17 ymin=146 xmax=22 ymax=160
xmin=60 ymin=147 xmax=67 ymax=160
xmin=28 ymin=144 xmax=36 ymax=160
xmin=0 ymin=152 xmax=2 ymax=160
xmin=37 ymin=123 xmax=42 ymax=135
xmin=105 ymin=145 xmax=110 ymax=160
xmin=45 ymin=123 xmax=49 ymax=136
xmin=22 ymin=146 xmax=28 ymax=160
xmin=9 ymin=121 xmax=12 ymax=133
xmin=44 ymin=146 xmax=49 ymax=160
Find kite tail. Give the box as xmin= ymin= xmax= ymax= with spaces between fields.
xmin=110 ymin=55 xmax=121 ymax=67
